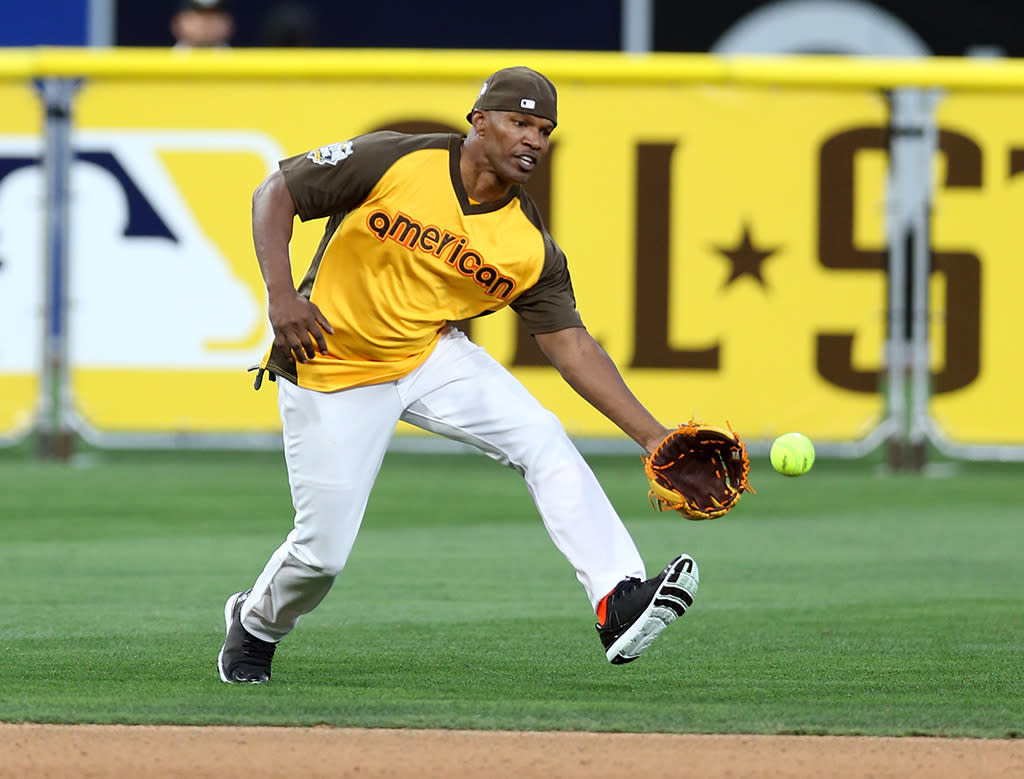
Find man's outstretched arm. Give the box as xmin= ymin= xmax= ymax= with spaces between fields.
xmin=534 ymin=326 xmax=669 ymax=454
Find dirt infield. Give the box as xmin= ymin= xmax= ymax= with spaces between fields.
xmin=2 ymin=725 xmax=1023 ymax=779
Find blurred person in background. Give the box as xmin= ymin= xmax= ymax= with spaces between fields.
xmin=171 ymin=0 xmax=234 ymax=48
xmin=262 ymin=2 xmax=316 ymax=47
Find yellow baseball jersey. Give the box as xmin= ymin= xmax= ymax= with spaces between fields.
xmin=260 ymin=132 xmax=582 ymax=391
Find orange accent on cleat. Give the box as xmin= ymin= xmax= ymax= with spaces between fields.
xmin=596 ymin=591 xmax=610 ymax=626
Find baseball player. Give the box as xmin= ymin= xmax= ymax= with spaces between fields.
xmin=218 ymin=66 xmax=699 ymax=683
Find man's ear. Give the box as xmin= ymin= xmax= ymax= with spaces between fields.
xmin=470 ymin=110 xmax=487 ymax=135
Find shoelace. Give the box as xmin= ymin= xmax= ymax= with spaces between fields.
xmin=605 ymin=571 xmax=669 ymax=627
xmin=609 ymin=576 xmax=644 ymax=605
xmin=241 ymin=631 xmax=276 ymax=664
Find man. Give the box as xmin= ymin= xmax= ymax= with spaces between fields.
xmin=218 ymin=67 xmax=699 ymax=683
xmin=170 ymin=0 xmax=234 ymax=48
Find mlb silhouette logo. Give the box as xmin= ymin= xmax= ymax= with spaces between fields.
xmin=0 ymin=130 xmax=285 ymax=372
xmin=0 ymin=129 xmax=293 ymax=433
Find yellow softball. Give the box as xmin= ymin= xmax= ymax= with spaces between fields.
xmin=770 ymin=432 xmax=815 ymax=476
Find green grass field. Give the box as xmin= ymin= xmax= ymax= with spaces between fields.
xmin=0 ymin=446 xmax=1021 ymax=737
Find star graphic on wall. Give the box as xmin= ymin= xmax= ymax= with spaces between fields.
xmin=714 ymin=223 xmax=780 ymax=289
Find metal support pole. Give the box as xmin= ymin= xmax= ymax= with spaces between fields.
xmin=35 ymin=77 xmax=80 ymax=461
xmin=88 ymin=0 xmax=116 ymax=47
xmin=621 ymin=0 xmax=653 ymax=53
xmin=885 ymin=88 xmax=940 ymax=470
xmin=884 ymin=91 xmax=911 ymax=469
xmin=907 ymin=91 xmax=941 ymax=470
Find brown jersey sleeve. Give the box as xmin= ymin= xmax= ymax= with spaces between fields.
xmin=510 ymin=195 xmax=584 ymax=334
xmin=280 ymin=131 xmax=453 ymax=221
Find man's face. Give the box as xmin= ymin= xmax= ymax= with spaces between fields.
xmin=477 ymin=111 xmax=554 ymax=185
xmin=172 ymin=9 xmax=234 ymax=47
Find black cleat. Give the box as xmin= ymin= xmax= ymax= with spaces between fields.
xmin=217 ymin=590 xmax=276 ymax=683
xmin=596 ymin=554 xmax=699 ymax=664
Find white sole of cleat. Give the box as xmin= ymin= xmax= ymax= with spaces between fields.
xmin=605 ymin=554 xmax=699 ymax=664
xmin=217 ymin=591 xmax=243 ymax=683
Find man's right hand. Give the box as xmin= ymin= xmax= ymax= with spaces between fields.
xmin=268 ymin=292 xmax=335 ymax=363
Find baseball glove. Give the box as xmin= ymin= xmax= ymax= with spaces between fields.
xmin=643 ymin=420 xmax=753 ymax=520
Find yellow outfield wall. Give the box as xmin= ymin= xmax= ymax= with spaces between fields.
xmin=0 ymin=76 xmax=45 ymax=439
xmin=0 ymin=50 xmax=1022 ymax=445
xmin=927 ymin=92 xmax=1024 ymax=444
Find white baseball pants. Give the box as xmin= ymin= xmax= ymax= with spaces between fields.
xmin=241 ymin=326 xmax=645 ymax=643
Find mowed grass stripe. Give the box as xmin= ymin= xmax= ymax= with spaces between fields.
xmin=0 ymin=450 xmax=1021 ymax=735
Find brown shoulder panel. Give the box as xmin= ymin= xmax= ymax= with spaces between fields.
xmin=280 ymin=132 xmax=454 ymax=222
xmin=510 ymin=192 xmax=584 ymax=334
